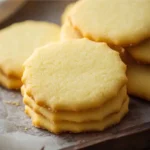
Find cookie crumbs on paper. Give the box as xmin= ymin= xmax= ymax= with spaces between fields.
xmin=4 ymin=100 xmax=20 ymax=106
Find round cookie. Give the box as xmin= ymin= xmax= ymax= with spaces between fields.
xmin=127 ymin=39 xmax=150 ymax=64
xmin=22 ymin=38 xmax=127 ymax=111
xmin=0 ymin=20 xmax=60 ymax=89
xmin=0 ymin=20 xmax=60 ymax=78
xmin=70 ymin=0 xmax=150 ymax=46
xmin=61 ymin=2 xmax=75 ymax=24
xmin=60 ymin=20 xmax=82 ymax=41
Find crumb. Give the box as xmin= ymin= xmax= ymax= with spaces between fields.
xmin=4 ymin=101 xmax=20 ymax=106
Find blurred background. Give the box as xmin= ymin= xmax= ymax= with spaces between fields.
xmin=0 ymin=0 xmax=76 ymax=29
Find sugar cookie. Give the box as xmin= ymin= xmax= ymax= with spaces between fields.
xmin=121 ymin=51 xmax=150 ymax=101
xmin=127 ymin=39 xmax=150 ymax=64
xmin=22 ymin=38 xmax=127 ymax=111
xmin=70 ymin=0 xmax=150 ymax=46
xmin=0 ymin=20 xmax=60 ymax=89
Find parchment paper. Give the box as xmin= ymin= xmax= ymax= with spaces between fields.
xmin=0 ymin=87 xmax=79 ymax=150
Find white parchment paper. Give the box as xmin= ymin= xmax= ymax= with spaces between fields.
xmin=0 ymin=87 xmax=78 ymax=150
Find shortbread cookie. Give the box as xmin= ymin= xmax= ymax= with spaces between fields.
xmin=23 ymin=86 xmax=127 ymax=122
xmin=60 ymin=20 xmax=82 ymax=41
xmin=121 ymin=51 xmax=150 ymax=101
xmin=127 ymin=63 xmax=150 ymax=101
xmin=127 ymin=39 xmax=150 ymax=64
xmin=61 ymin=2 xmax=75 ymax=24
xmin=0 ymin=71 xmax=21 ymax=89
xmin=22 ymin=39 xmax=127 ymax=111
xmin=0 ymin=20 xmax=60 ymax=89
xmin=70 ymin=0 xmax=150 ymax=46
xmin=25 ymin=97 xmax=129 ymax=134
xmin=123 ymin=52 xmax=150 ymax=101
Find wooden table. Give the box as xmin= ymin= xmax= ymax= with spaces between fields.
xmin=0 ymin=1 xmax=150 ymax=150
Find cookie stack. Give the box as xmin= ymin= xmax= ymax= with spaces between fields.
xmin=22 ymin=39 xmax=128 ymax=133
xmin=60 ymin=0 xmax=150 ymax=101
xmin=125 ymin=40 xmax=150 ymax=101
xmin=0 ymin=21 xmax=60 ymax=89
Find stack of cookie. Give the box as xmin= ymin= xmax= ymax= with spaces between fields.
xmin=22 ymin=39 xmax=128 ymax=133
xmin=60 ymin=0 xmax=150 ymax=101
xmin=0 ymin=21 xmax=60 ymax=89
xmin=125 ymin=40 xmax=150 ymax=101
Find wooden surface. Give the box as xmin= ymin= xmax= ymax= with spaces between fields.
xmin=0 ymin=1 xmax=150 ymax=150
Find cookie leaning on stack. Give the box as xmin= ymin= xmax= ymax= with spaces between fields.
xmin=69 ymin=0 xmax=150 ymax=46
xmin=0 ymin=20 xmax=60 ymax=89
xmin=22 ymin=38 xmax=128 ymax=133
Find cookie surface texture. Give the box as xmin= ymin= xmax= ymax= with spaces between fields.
xmin=22 ymin=38 xmax=127 ymax=111
xmin=0 ymin=20 xmax=60 ymax=89
xmin=70 ymin=0 xmax=150 ymax=46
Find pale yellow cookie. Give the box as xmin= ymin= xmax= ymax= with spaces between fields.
xmin=123 ymin=52 xmax=150 ymax=101
xmin=25 ymin=97 xmax=129 ymax=134
xmin=127 ymin=39 xmax=150 ymax=64
xmin=70 ymin=0 xmax=150 ymax=46
xmin=60 ymin=20 xmax=82 ymax=41
xmin=61 ymin=2 xmax=75 ymax=24
xmin=23 ymin=85 xmax=127 ymax=122
xmin=0 ymin=20 xmax=60 ymax=89
xmin=22 ymin=39 xmax=127 ymax=111
xmin=127 ymin=64 xmax=150 ymax=101
xmin=0 ymin=71 xmax=21 ymax=89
